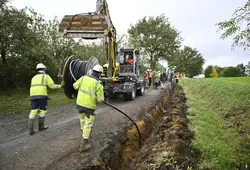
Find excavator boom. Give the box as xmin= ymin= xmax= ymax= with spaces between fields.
xmin=59 ymin=0 xmax=117 ymax=79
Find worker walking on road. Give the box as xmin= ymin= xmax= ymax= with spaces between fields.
xmin=143 ymin=69 xmax=149 ymax=87
xmin=153 ymin=71 xmax=161 ymax=89
xmin=175 ymin=72 xmax=181 ymax=84
xmin=148 ymin=69 xmax=152 ymax=87
xmin=73 ymin=64 xmax=104 ymax=152
xmin=29 ymin=63 xmax=62 ymax=135
xmin=160 ymin=71 xmax=168 ymax=89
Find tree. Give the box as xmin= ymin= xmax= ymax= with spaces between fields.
xmin=116 ymin=34 xmax=129 ymax=49
xmin=246 ymin=61 xmax=250 ymax=75
xmin=168 ymin=46 xmax=205 ymax=77
xmin=217 ymin=1 xmax=250 ymax=50
xmin=236 ymin=63 xmax=246 ymax=76
xmin=209 ymin=67 xmax=218 ymax=78
xmin=0 ymin=0 xmax=9 ymax=9
xmin=0 ymin=6 xmax=81 ymax=90
xmin=221 ymin=66 xmax=241 ymax=77
xmin=128 ymin=14 xmax=182 ymax=69
xmin=204 ymin=65 xmax=213 ymax=78
xmin=215 ymin=66 xmax=224 ymax=77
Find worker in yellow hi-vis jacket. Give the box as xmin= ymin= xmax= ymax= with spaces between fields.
xmin=29 ymin=63 xmax=62 ymax=135
xmin=73 ymin=64 xmax=104 ymax=152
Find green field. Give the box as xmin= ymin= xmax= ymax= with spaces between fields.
xmin=220 ymin=77 xmax=250 ymax=85
xmin=0 ymin=89 xmax=74 ymax=115
xmin=181 ymin=77 xmax=250 ymax=170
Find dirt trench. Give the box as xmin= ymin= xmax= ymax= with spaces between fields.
xmin=92 ymin=85 xmax=199 ymax=170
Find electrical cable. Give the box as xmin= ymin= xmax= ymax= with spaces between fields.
xmin=103 ymin=101 xmax=141 ymax=149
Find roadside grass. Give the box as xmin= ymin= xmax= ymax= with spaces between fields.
xmin=220 ymin=77 xmax=250 ymax=85
xmin=0 ymin=89 xmax=74 ymax=115
xmin=180 ymin=77 xmax=250 ymax=170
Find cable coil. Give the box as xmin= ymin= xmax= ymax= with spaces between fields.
xmin=62 ymin=55 xmax=141 ymax=149
xmin=62 ymin=56 xmax=100 ymax=99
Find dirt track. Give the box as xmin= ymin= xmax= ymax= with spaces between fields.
xmin=0 ymin=88 xmax=162 ymax=170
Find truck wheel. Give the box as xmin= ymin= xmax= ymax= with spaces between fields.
xmin=137 ymin=83 xmax=145 ymax=96
xmin=124 ymin=85 xmax=136 ymax=101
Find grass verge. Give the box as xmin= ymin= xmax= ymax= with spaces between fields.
xmin=180 ymin=77 xmax=250 ymax=170
xmin=0 ymin=89 xmax=74 ymax=115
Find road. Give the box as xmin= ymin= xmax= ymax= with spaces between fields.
xmin=0 ymin=88 xmax=163 ymax=170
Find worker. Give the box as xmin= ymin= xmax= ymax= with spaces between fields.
xmin=160 ymin=71 xmax=168 ymax=89
xmin=153 ymin=71 xmax=161 ymax=89
xmin=148 ymin=69 xmax=153 ymax=87
xmin=126 ymin=55 xmax=133 ymax=65
xmin=175 ymin=72 xmax=181 ymax=84
xmin=73 ymin=64 xmax=104 ymax=152
xmin=143 ymin=69 xmax=149 ymax=86
xmin=29 ymin=63 xmax=62 ymax=135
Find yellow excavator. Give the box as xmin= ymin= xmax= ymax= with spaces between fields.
xmin=59 ymin=0 xmax=145 ymax=100
xmin=59 ymin=0 xmax=117 ymax=79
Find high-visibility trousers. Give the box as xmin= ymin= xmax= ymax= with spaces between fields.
xmin=29 ymin=98 xmax=48 ymax=119
xmin=78 ymin=113 xmax=95 ymax=139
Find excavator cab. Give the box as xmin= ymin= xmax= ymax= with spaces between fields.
xmin=118 ymin=47 xmax=140 ymax=77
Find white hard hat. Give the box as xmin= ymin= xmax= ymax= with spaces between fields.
xmin=93 ymin=64 xmax=103 ymax=73
xmin=36 ymin=63 xmax=46 ymax=69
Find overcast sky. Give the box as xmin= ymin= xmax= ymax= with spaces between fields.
xmin=10 ymin=0 xmax=250 ymax=68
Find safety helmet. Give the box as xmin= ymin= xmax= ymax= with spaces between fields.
xmin=93 ymin=64 xmax=103 ymax=73
xmin=158 ymin=71 xmax=161 ymax=73
xmin=36 ymin=63 xmax=46 ymax=69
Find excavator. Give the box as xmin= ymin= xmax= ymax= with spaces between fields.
xmin=59 ymin=0 xmax=145 ymax=100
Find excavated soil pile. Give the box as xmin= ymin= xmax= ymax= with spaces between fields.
xmin=125 ymin=85 xmax=199 ymax=170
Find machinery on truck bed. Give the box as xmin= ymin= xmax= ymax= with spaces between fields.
xmin=59 ymin=0 xmax=145 ymax=101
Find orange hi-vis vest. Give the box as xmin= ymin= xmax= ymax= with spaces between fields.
xmin=176 ymin=73 xmax=180 ymax=79
xmin=126 ymin=58 xmax=133 ymax=65
xmin=148 ymin=72 xmax=152 ymax=78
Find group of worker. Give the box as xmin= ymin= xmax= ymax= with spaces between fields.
xmin=29 ymin=63 xmax=104 ymax=152
xmin=28 ymin=62 xmax=181 ymax=153
xmin=143 ymin=69 xmax=166 ymax=89
xmin=143 ymin=68 xmax=181 ymax=89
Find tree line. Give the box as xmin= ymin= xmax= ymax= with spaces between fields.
xmin=0 ymin=1 xmax=205 ymax=92
xmin=0 ymin=2 xmax=106 ymax=91
xmin=204 ymin=63 xmax=250 ymax=78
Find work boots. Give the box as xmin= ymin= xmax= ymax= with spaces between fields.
xmin=29 ymin=119 xmax=35 ymax=135
xmin=79 ymin=138 xmax=91 ymax=152
xmin=38 ymin=117 xmax=49 ymax=131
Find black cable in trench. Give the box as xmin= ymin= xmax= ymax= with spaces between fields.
xmin=103 ymin=101 xmax=141 ymax=149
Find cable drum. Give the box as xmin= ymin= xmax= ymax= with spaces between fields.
xmin=62 ymin=56 xmax=100 ymax=99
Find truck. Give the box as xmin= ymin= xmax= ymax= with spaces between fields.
xmin=58 ymin=0 xmax=145 ymax=101
xmin=102 ymin=47 xmax=145 ymax=100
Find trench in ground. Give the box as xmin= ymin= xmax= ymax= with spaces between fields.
xmin=91 ymin=85 xmax=199 ymax=170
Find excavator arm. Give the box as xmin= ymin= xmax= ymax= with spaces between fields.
xmin=59 ymin=0 xmax=117 ymax=80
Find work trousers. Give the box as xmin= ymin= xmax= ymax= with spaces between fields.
xmin=78 ymin=113 xmax=95 ymax=139
xmin=29 ymin=98 xmax=48 ymax=119
xmin=148 ymin=78 xmax=152 ymax=87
